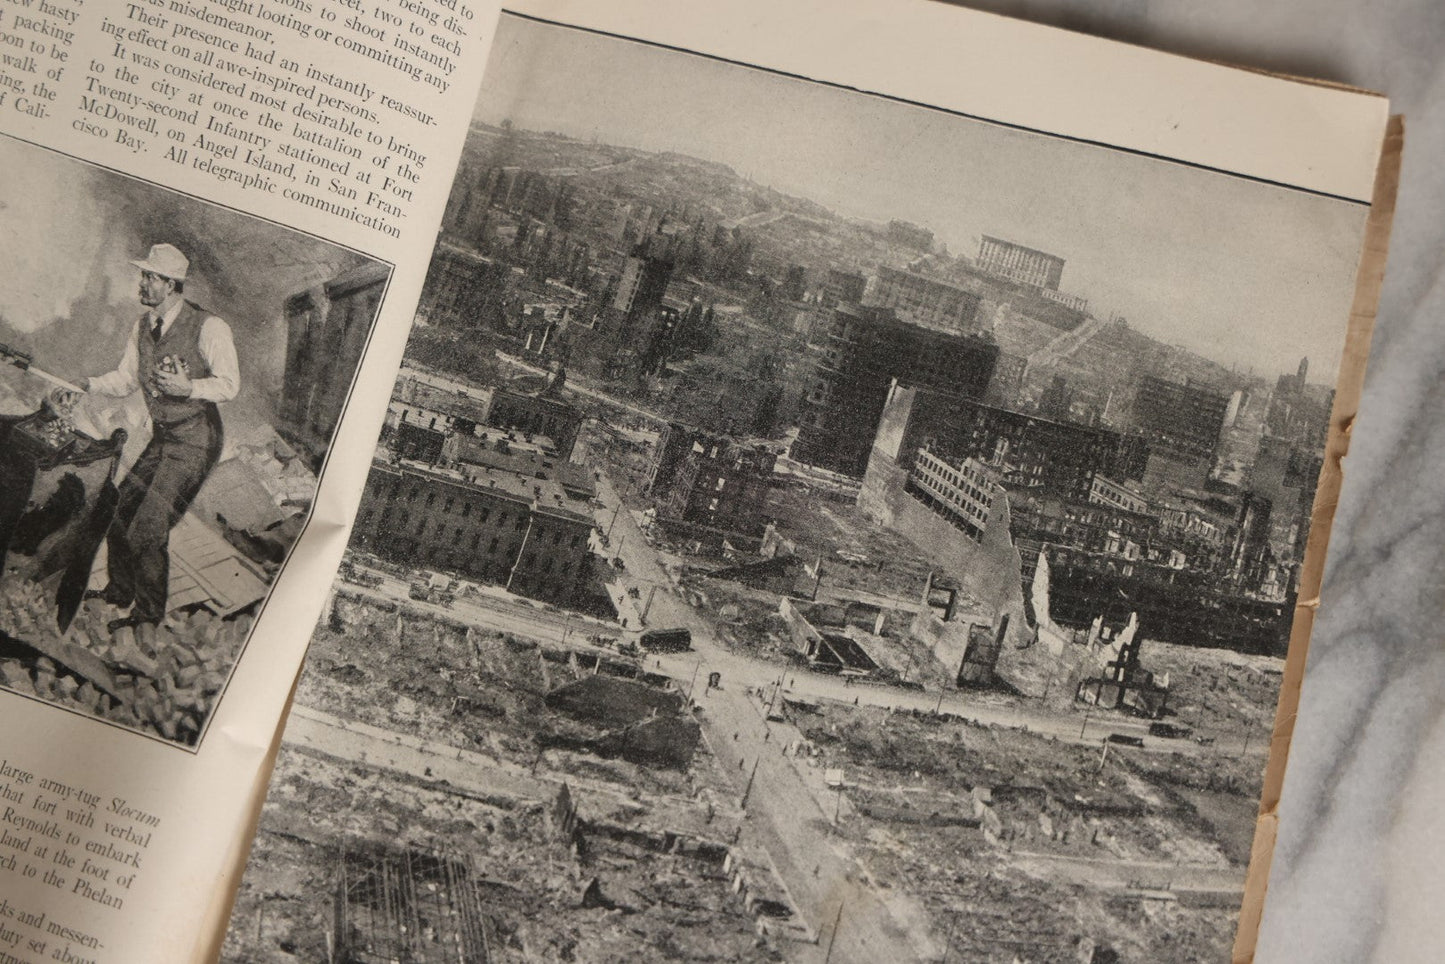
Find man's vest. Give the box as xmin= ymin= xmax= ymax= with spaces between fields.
xmin=136 ymin=300 xmax=217 ymax=426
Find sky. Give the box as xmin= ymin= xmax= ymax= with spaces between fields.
xmin=472 ymin=14 xmax=1371 ymax=382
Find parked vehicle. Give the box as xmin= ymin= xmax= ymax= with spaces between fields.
xmin=408 ymin=572 xmax=456 ymax=607
xmin=639 ymin=627 xmax=692 ymax=653
xmin=1148 ymin=721 xmax=1193 ymax=740
xmin=338 ymin=561 xmax=383 ymax=589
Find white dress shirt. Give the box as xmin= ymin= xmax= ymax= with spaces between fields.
xmin=88 ymin=296 xmax=240 ymax=403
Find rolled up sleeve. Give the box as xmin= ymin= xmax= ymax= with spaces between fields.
xmin=189 ymin=316 xmax=240 ymax=403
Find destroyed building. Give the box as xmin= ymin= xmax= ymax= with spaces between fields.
xmin=646 ymin=424 xmax=778 ymax=538
xmin=1131 ymin=374 xmax=1230 ymax=469
xmin=484 ymin=369 xmax=584 ymax=461
xmin=792 ymin=305 xmax=999 ymax=478
xmin=862 ymin=379 xmax=1295 ymax=659
xmin=277 ymin=262 xmax=391 ymax=472
xmin=870 ymin=266 xmax=985 ymax=334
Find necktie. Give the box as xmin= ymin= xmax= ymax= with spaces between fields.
xmin=151 ymin=316 xmax=163 ymax=343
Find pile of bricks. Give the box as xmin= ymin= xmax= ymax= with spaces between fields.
xmin=0 ymin=577 xmax=249 ymax=745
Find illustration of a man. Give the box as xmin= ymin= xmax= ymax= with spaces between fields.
xmin=76 ymin=243 xmax=240 ymax=635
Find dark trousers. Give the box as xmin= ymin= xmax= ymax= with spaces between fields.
xmin=106 ymin=407 xmax=223 ymax=623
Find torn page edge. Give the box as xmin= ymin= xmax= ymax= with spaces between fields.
xmin=1231 ymin=112 xmax=1404 ymax=964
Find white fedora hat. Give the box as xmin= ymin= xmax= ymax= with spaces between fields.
xmin=130 ymin=243 xmax=190 ymax=281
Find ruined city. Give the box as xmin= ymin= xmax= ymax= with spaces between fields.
xmin=218 ymin=18 xmax=1360 ymax=961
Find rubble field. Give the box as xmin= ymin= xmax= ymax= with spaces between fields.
xmin=762 ymin=486 xmax=936 ymax=602
xmin=0 ymin=578 xmax=248 ymax=745
xmin=686 ymin=574 xmax=952 ymax=689
xmin=1143 ymin=641 xmax=1285 ymax=737
xmin=224 ymin=748 xmax=776 ymax=964
xmin=302 ymin=592 xmax=743 ymax=801
xmin=788 ymin=702 xmax=1256 ymax=963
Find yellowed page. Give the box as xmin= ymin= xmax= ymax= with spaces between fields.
xmin=0 ymin=0 xmax=503 ymax=959
xmin=218 ymin=2 xmax=1394 ymax=963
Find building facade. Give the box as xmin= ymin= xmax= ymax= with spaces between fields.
xmin=870 ymin=266 xmax=984 ymax=333
xmin=612 ymin=249 xmax=674 ymax=322
xmin=416 ymin=242 xmax=519 ymax=329
xmin=821 ymin=268 xmax=868 ymax=308
xmin=976 ymin=236 xmax=1066 ymax=290
xmin=905 ymin=450 xmax=998 ymax=542
xmin=279 ymin=262 xmax=391 ymax=472
xmin=1132 ymin=374 xmax=1230 ymax=464
xmin=647 ymin=424 xmax=777 ymax=536
xmin=484 ymin=371 xmax=583 ymax=461
xmin=1087 ymin=475 xmax=1150 ymax=515
xmin=793 ymin=306 xmax=999 ymax=478
xmin=868 ymin=382 xmax=1148 ymax=501
xmin=352 ymin=457 xmax=594 ymax=606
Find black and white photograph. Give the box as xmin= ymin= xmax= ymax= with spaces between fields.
xmin=0 ymin=135 xmax=390 ymax=748
xmin=225 ymin=12 xmax=1369 ymax=962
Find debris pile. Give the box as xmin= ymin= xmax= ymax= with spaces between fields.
xmin=792 ymin=700 xmax=1254 ymax=962
xmin=0 ymin=577 xmax=247 ymax=744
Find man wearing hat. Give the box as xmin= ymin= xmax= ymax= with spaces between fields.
xmin=78 ymin=243 xmax=240 ymax=634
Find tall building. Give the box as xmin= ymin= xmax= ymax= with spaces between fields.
xmin=867 ymin=382 xmax=1147 ymax=501
xmin=484 ymin=369 xmax=583 ymax=461
xmin=1264 ymin=358 xmax=1332 ymax=452
xmin=612 ymin=248 xmax=674 ymax=323
xmin=1132 ymin=374 xmax=1230 ymax=465
xmin=416 ymin=242 xmax=513 ymax=328
xmin=792 ymin=305 xmax=999 ymax=478
xmin=870 ymin=266 xmax=984 ymax=333
xmin=976 ymin=236 xmax=1066 ymax=290
xmin=646 ymin=425 xmax=777 ymax=537
xmin=278 ymin=262 xmax=391 ymax=472
xmin=821 ymin=268 xmax=867 ymax=308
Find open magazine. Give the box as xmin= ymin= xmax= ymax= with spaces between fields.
xmin=0 ymin=0 xmax=1397 ymax=960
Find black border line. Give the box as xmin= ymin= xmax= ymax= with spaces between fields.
xmin=0 ymin=130 xmax=397 ymax=754
xmin=501 ymin=9 xmax=1372 ymax=208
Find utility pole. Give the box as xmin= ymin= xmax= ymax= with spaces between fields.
xmin=606 ymin=500 xmax=624 ymax=540
xmin=606 ymin=479 xmax=634 ymax=541
xmin=940 ymin=914 xmax=957 ymax=964
xmin=1079 ymin=702 xmax=1094 ymax=740
xmin=823 ymin=898 xmax=846 ymax=964
xmin=740 ymin=757 xmax=760 ymax=810
xmin=686 ymin=659 xmax=703 ymax=701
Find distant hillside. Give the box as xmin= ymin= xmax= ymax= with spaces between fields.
xmin=453 ymin=125 xmax=1269 ymax=407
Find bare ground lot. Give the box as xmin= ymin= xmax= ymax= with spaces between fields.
xmin=787 ymin=701 xmax=1256 ymax=963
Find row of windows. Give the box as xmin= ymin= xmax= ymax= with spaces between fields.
xmin=377 ymin=539 xmax=581 ymax=592
xmin=369 ymin=473 xmax=532 ymax=529
xmin=364 ymin=500 xmax=587 ymax=546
